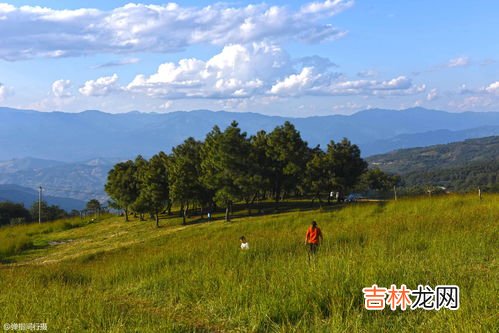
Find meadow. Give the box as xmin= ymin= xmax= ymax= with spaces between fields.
xmin=0 ymin=194 xmax=497 ymax=332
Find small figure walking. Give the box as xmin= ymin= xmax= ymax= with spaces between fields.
xmin=240 ymin=236 xmax=249 ymax=250
xmin=305 ymin=221 xmax=323 ymax=262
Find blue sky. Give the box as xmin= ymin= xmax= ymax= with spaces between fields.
xmin=0 ymin=0 xmax=498 ymax=116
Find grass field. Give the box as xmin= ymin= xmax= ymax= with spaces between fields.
xmin=0 ymin=194 xmax=497 ymax=332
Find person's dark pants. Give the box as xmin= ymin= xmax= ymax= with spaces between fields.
xmin=308 ymin=243 xmax=319 ymax=254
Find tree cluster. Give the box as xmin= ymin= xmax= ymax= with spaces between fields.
xmin=105 ymin=121 xmax=385 ymax=224
xmin=0 ymin=200 xmax=71 ymax=226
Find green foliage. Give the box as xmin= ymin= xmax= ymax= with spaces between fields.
xmin=85 ymin=199 xmax=101 ymax=212
xmin=266 ymin=121 xmax=310 ymax=201
xmin=169 ymin=138 xmax=207 ymax=220
xmin=200 ymin=122 xmax=253 ymax=219
xmin=368 ymin=136 xmax=499 ymax=192
xmin=105 ymin=160 xmax=139 ymax=221
xmin=303 ymin=139 xmax=368 ymax=201
xmin=357 ymin=168 xmax=401 ymax=192
xmin=142 ymin=153 xmax=170 ymax=227
xmin=325 ymin=138 xmax=368 ymax=193
xmin=402 ymin=161 xmax=498 ymax=192
xmin=303 ymin=148 xmax=328 ymax=198
xmin=130 ymin=155 xmax=151 ymax=218
xmin=0 ymin=201 xmax=31 ymax=226
xmin=104 ymin=121 xmax=374 ymax=224
xmin=30 ymin=200 xmax=67 ymax=222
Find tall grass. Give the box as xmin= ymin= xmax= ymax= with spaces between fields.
xmin=0 ymin=194 xmax=497 ymax=332
xmin=0 ymin=215 xmax=106 ymax=261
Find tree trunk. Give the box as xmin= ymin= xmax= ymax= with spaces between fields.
xmin=155 ymin=211 xmax=160 ymax=228
xmin=124 ymin=208 xmax=129 ymax=222
xmin=182 ymin=204 xmax=188 ymax=225
xmin=225 ymin=203 xmax=231 ymax=222
xmin=167 ymin=202 xmax=172 ymax=215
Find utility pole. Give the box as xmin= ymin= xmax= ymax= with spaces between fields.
xmin=38 ymin=186 xmax=43 ymax=224
xmin=393 ymin=186 xmax=398 ymax=201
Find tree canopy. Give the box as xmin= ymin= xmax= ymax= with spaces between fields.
xmin=105 ymin=121 xmax=374 ymax=224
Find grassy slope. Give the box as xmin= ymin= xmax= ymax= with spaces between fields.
xmin=0 ymin=195 xmax=497 ymax=332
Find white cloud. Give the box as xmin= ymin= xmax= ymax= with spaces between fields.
xmin=426 ymin=88 xmax=439 ymax=101
xmin=270 ymin=67 xmax=320 ymax=96
xmin=126 ymin=42 xmax=290 ymax=99
xmin=448 ymin=56 xmax=470 ymax=68
xmin=450 ymin=95 xmax=493 ymax=110
xmin=485 ymin=81 xmax=499 ymax=94
xmin=79 ymin=74 xmax=119 ymax=97
xmin=270 ymin=74 xmax=424 ymax=97
xmin=73 ymin=42 xmax=423 ymax=101
xmin=159 ymin=101 xmax=172 ymax=110
xmin=52 ymin=79 xmax=72 ymax=98
xmin=0 ymin=83 xmax=13 ymax=101
xmin=300 ymin=0 xmax=354 ymax=16
xmin=0 ymin=84 xmax=6 ymax=101
xmin=93 ymin=58 xmax=140 ymax=69
xmin=0 ymin=1 xmax=352 ymax=61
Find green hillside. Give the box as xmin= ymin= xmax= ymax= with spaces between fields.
xmin=0 ymin=195 xmax=497 ymax=332
xmin=367 ymin=136 xmax=499 ymax=191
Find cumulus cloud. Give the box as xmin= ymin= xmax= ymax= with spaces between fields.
xmin=122 ymin=42 xmax=424 ymax=100
xmin=126 ymin=43 xmax=290 ymax=99
xmin=52 ymin=79 xmax=72 ymax=98
xmin=448 ymin=56 xmax=470 ymax=68
xmin=270 ymin=67 xmax=320 ymax=96
xmin=0 ymin=1 xmax=352 ymax=61
xmin=484 ymin=81 xmax=499 ymax=94
xmin=426 ymin=88 xmax=439 ymax=101
xmin=79 ymin=74 xmax=119 ymax=97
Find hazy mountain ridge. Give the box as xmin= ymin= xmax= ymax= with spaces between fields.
xmin=0 ymin=157 xmax=120 ymax=203
xmin=1 ymin=107 xmax=498 ymax=161
xmin=0 ymin=184 xmax=86 ymax=211
xmin=362 ymin=125 xmax=499 ymax=156
xmin=1 ymin=107 xmax=498 ymax=204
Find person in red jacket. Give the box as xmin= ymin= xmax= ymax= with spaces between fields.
xmin=305 ymin=221 xmax=323 ymax=257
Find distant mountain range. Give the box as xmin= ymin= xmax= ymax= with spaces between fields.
xmin=0 ymin=158 xmax=119 ymax=204
xmin=1 ymin=107 xmax=498 ymax=205
xmin=367 ymin=136 xmax=499 ymax=191
xmin=1 ymin=107 xmax=498 ymax=160
xmin=0 ymin=184 xmax=86 ymax=211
